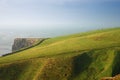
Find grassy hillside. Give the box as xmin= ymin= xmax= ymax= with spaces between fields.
xmin=0 ymin=28 xmax=120 ymax=80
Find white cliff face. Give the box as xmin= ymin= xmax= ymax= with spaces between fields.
xmin=12 ymin=38 xmax=40 ymax=52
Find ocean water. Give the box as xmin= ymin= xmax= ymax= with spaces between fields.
xmin=0 ymin=30 xmax=51 ymax=56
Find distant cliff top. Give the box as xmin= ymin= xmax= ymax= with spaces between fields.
xmin=12 ymin=38 xmax=43 ymax=52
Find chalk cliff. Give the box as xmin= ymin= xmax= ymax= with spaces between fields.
xmin=12 ymin=38 xmax=40 ymax=52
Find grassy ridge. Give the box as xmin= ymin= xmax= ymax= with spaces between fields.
xmin=0 ymin=27 xmax=120 ymax=80
xmin=0 ymin=29 xmax=119 ymax=64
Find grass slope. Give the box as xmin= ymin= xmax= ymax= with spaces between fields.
xmin=0 ymin=28 xmax=120 ymax=80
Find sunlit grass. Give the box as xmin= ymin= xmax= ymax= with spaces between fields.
xmin=0 ymin=28 xmax=120 ymax=80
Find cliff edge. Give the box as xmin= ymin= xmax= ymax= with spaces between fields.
xmin=12 ymin=38 xmax=41 ymax=52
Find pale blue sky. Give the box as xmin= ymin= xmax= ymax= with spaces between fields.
xmin=0 ymin=0 xmax=120 ymax=34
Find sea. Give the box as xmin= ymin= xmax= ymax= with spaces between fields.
xmin=0 ymin=30 xmax=52 ymax=56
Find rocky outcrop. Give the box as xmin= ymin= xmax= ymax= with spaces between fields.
xmin=101 ymin=74 xmax=120 ymax=80
xmin=101 ymin=77 xmax=114 ymax=80
xmin=12 ymin=38 xmax=41 ymax=52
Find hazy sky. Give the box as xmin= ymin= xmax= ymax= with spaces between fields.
xmin=0 ymin=0 xmax=120 ymax=32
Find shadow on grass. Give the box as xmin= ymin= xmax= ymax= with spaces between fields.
xmin=0 ymin=61 xmax=29 ymax=80
xmin=112 ymin=50 xmax=120 ymax=76
xmin=73 ymin=52 xmax=92 ymax=77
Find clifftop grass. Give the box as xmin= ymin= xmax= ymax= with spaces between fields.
xmin=0 ymin=27 xmax=120 ymax=80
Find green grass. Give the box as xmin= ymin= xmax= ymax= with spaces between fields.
xmin=0 ymin=27 xmax=120 ymax=80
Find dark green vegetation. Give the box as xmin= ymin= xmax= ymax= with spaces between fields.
xmin=0 ymin=28 xmax=120 ymax=80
